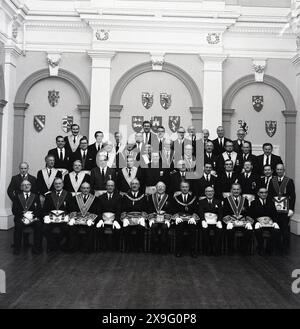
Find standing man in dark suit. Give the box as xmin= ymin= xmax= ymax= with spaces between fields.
xmin=90 ymin=154 xmax=116 ymax=197
xmin=64 ymin=124 xmax=83 ymax=154
xmin=216 ymin=160 xmax=238 ymax=200
xmin=212 ymin=126 xmax=230 ymax=156
xmin=216 ymin=140 xmax=240 ymax=175
xmin=204 ymin=141 xmax=218 ymax=175
xmin=173 ymin=126 xmax=188 ymax=163
xmin=7 ymin=162 xmax=37 ymax=201
xmin=96 ymin=180 xmax=122 ymax=251
xmin=258 ymin=164 xmax=273 ymax=191
xmin=113 ymin=131 xmax=125 ymax=171
xmin=236 ymin=142 xmax=258 ymax=174
xmin=70 ymin=137 xmax=94 ymax=172
xmin=37 ymin=155 xmax=62 ymax=202
xmin=249 ymin=187 xmax=281 ymax=255
xmin=88 ymin=131 xmax=105 ymax=168
xmin=232 ymin=128 xmax=252 ymax=155
xmin=63 ymin=160 xmax=90 ymax=195
xmin=237 ymin=160 xmax=260 ymax=197
xmin=142 ymin=120 xmax=158 ymax=150
xmin=12 ymin=180 xmax=43 ymax=255
xmin=42 ymin=178 xmax=72 ymax=252
xmin=202 ymin=129 xmax=212 ymax=144
xmin=256 ymin=143 xmax=283 ymax=175
xmin=169 ymin=160 xmax=192 ymax=196
xmin=268 ymin=164 xmax=296 ymax=252
xmin=198 ymin=186 xmax=223 ymax=255
xmin=160 ymin=139 xmax=175 ymax=170
xmin=48 ymin=135 xmax=72 ymax=173
xmin=194 ymin=163 xmax=218 ymax=198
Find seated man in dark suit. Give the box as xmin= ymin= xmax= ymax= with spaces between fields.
xmin=88 ymin=130 xmax=106 ymax=168
xmin=236 ymin=141 xmax=258 ymax=174
xmin=222 ymin=183 xmax=253 ymax=255
xmin=147 ymin=181 xmax=172 ymax=254
xmin=121 ymin=179 xmax=147 ymax=252
xmin=48 ymin=135 xmax=72 ymax=175
xmin=63 ymin=160 xmax=90 ymax=195
xmin=7 ymin=162 xmax=37 ymax=201
xmin=70 ymin=137 xmax=94 ymax=172
xmin=42 ymin=178 xmax=72 ymax=252
xmin=67 ymin=182 xmax=98 ymax=253
xmin=237 ymin=160 xmax=260 ymax=202
xmin=11 ymin=180 xmax=43 ymax=255
xmin=249 ymin=187 xmax=281 ymax=255
xmin=90 ymin=154 xmax=116 ymax=197
xmin=232 ymin=128 xmax=252 ymax=155
xmin=216 ymin=159 xmax=238 ymax=200
xmin=268 ymin=163 xmax=296 ymax=252
xmin=37 ymin=155 xmax=62 ymax=204
xmin=198 ymin=186 xmax=223 ymax=256
xmin=194 ymin=163 xmax=218 ymax=198
xmin=212 ymin=126 xmax=230 ymax=156
xmin=256 ymin=142 xmax=283 ymax=175
xmin=169 ymin=160 xmax=195 ymax=196
xmin=96 ymin=180 xmax=122 ymax=251
xmin=172 ymin=181 xmax=199 ymax=258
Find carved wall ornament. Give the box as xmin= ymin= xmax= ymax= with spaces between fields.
xmin=206 ymin=33 xmax=220 ymax=44
xmin=96 ymin=29 xmax=109 ymax=41
xmin=252 ymin=59 xmax=267 ymax=82
xmin=47 ymin=53 xmax=61 ymax=76
xmin=238 ymin=120 xmax=249 ymax=135
xmin=48 ymin=90 xmax=60 ymax=107
xmin=150 ymin=53 xmax=165 ymax=71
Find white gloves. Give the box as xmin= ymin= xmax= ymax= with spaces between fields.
xmin=138 ymin=217 xmax=146 ymax=227
xmin=288 ymin=210 xmax=294 ymax=217
xmin=188 ymin=218 xmax=196 ymax=225
xmin=216 ymin=221 xmax=222 ymax=229
xmin=123 ymin=218 xmax=130 ymax=227
xmin=202 ymin=220 xmax=208 ymax=229
xmin=245 ymin=223 xmax=252 ymax=230
xmin=68 ymin=218 xmax=75 ymax=226
xmin=165 ymin=221 xmax=170 ymax=228
xmin=175 ymin=217 xmax=183 ymax=225
xmin=96 ymin=220 xmax=104 ymax=228
xmin=87 ymin=219 xmax=93 ymax=227
xmin=149 ymin=219 xmax=154 ymax=228
xmin=23 ymin=218 xmax=30 ymax=225
xmin=113 ymin=221 xmax=121 ymax=230
xmin=44 ymin=216 xmax=51 ymax=224
xmin=272 ymin=222 xmax=280 ymax=229
xmin=227 ymin=222 xmax=233 ymax=230
xmin=255 ymin=222 xmax=262 ymax=230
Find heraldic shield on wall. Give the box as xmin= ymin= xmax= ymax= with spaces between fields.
xmin=265 ymin=120 xmax=277 ymax=137
xmin=48 ymin=90 xmax=60 ymax=107
xmin=34 ymin=115 xmax=46 ymax=132
xmin=62 ymin=116 xmax=73 ymax=133
xmin=169 ymin=116 xmax=180 ymax=132
xmin=252 ymin=95 xmax=264 ymax=112
xmin=160 ymin=93 xmax=172 ymax=110
xmin=141 ymin=92 xmax=153 ymax=109
xmin=150 ymin=116 xmax=162 ymax=133
xmin=132 ymin=116 xmax=144 ymax=132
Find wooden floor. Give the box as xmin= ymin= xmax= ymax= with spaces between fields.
xmin=0 ymin=229 xmax=300 ymax=309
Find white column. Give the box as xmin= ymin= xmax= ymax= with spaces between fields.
xmin=0 ymin=46 xmax=21 ymax=229
xmin=200 ymin=55 xmax=227 ymax=139
xmin=88 ymin=51 xmax=115 ymax=141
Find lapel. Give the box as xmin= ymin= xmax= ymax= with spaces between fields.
xmin=228 ymin=195 xmax=245 ymax=216
xmin=76 ymin=193 xmax=95 ymax=216
xmin=18 ymin=193 xmax=35 ymax=211
xmin=70 ymin=172 xmax=85 ymax=192
xmin=51 ymin=190 xmax=67 ymax=210
xmin=42 ymin=168 xmax=57 ymax=190
xmin=122 ymin=167 xmax=137 ymax=186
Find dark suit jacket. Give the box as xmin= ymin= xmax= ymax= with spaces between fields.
xmin=142 ymin=167 xmax=169 ymax=188
xmin=171 ymin=193 xmax=198 ymax=215
xmin=63 ymin=173 xmax=90 ymax=193
xmin=121 ymin=191 xmax=147 ymax=213
xmin=236 ymin=153 xmax=258 ymax=174
xmin=268 ymin=176 xmax=296 ymax=211
xmin=48 ymin=147 xmax=72 ymax=170
xmin=42 ymin=190 xmax=72 ymax=216
xmin=7 ymin=174 xmax=37 ymax=201
xmin=257 ymin=175 xmax=273 ymax=191
xmin=70 ymin=149 xmax=95 ymax=171
xmin=142 ymin=132 xmax=159 ymax=150
xmin=232 ymin=139 xmax=252 ymax=155
xmin=212 ymin=137 xmax=230 ymax=156
xmin=198 ymin=198 xmax=223 ymax=222
xmin=237 ymin=172 xmax=260 ymax=195
xmin=203 ymin=152 xmax=218 ymax=172
xmin=147 ymin=193 xmax=172 ymax=214
xmin=116 ymin=167 xmax=143 ymax=193
xmin=12 ymin=193 xmax=42 ymax=220
xmin=256 ymin=153 xmax=283 ymax=175
xmin=90 ymin=167 xmax=116 ymax=191
xmin=64 ymin=135 xmax=83 ymax=154
xmin=222 ymin=197 xmax=249 ymax=217
xmin=169 ymin=170 xmax=192 ymax=195
xmin=67 ymin=194 xmax=99 ymax=217
xmin=216 ymin=152 xmax=241 ymax=175
xmin=216 ymin=172 xmax=238 ymax=196
xmin=193 ymin=175 xmax=218 ymax=198
xmin=88 ymin=142 xmax=106 ymax=167
xmin=98 ymin=192 xmax=122 ymax=223
xmin=37 ymin=169 xmax=62 ymax=196
xmin=249 ymin=197 xmax=277 ymax=222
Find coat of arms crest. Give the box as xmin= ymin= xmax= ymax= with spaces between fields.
xmin=252 ymin=96 xmax=264 ymax=112
xmin=62 ymin=116 xmax=73 ymax=133
xmin=141 ymin=92 xmax=153 ymax=109
xmin=168 ymin=116 xmax=180 ymax=133
xmin=33 ymin=115 xmax=46 ymax=132
xmin=132 ymin=116 xmax=144 ymax=133
xmin=48 ymin=90 xmax=60 ymax=107
xmin=265 ymin=121 xmax=277 ymax=137
xmin=160 ymin=93 xmax=172 ymax=110
xmin=150 ymin=116 xmax=162 ymax=133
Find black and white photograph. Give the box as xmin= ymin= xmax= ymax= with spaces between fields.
xmin=0 ymin=0 xmax=300 ymax=316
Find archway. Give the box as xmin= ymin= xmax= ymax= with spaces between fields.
xmin=110 ymin=62 xmax=203 ymax=134
xmin=223 ymin=74 xmax=297 ymax=178
xmin=13 ymin=68 xmax=90 ymax=173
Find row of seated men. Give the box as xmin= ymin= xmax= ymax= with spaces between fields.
xmin=41 ymin=122 xmax=283 ymax=177
xmin=9 ymin=167 xmax=294 ymax=258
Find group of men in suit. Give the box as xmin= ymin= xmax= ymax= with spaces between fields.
xmin=7 ymin=122 xmax=296 ymax=257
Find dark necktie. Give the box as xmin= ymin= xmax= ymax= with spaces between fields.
xmin=57 ymin=192 xmax=61 ymax=198
xmin=97 ymin=144 xmax=101 ymax=152
xmin=75 ymin=173 xmax=78 ymax=182
xmin=102 ymin=168 xmax=105 ymax=178
xmin=60 ymin=149 xmax=63 ymax=161
xmin=266 ymin=155 xmax=270 ymax=166
xmin=83 ymin=195 xmax=88 ymax=203
xmin=108 ymin=193 xmax=111 ymax=200
xmin=159 ymin=140 xmax=162 ymax=151
xmin=73 ymin=136 xmax=76 ymax=144
xmin=234 ymin=198 xmax=239 ymax=206
xmin=227 ymin=153 xmax=231 ymax=160
xmin=25 ymin=193 xmax=29 ymax=201
xmin=82 ymin=151 xmax=86 ymax=160
xmin=128 ymin=168 xmax=131 ymax=177
xmin=48 ymin=169 xmax=52 ymax=177
xmin=158 ymin=194 xmax=161 ymax=202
